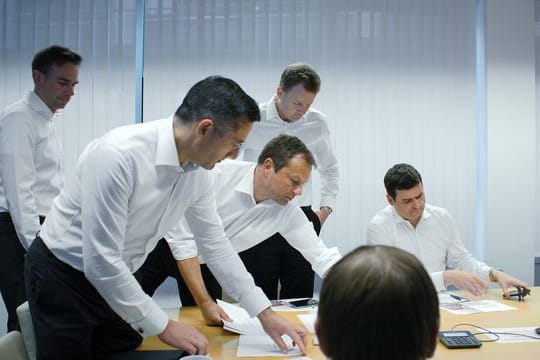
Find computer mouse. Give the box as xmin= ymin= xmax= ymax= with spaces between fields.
xmin=535 ymin=327 xmax=540 ymax=335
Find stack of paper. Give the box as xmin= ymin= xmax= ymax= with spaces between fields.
xmin=217 ymin=299 xmax=266 ymax=335
xmin=216 ymin=300 xmax=305 ymax=357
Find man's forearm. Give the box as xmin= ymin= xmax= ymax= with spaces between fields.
xmin=176 ymin=257 xmax=213 ymax=306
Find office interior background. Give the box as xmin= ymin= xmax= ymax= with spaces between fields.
xmin=0 ymin=0 xmax=538 ymax=335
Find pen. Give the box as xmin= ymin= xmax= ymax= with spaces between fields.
xmin=450 ymin=294 xmax=464 ymax=301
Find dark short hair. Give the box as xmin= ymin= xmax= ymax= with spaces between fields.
xmin=318 ymin=245 xmax=439 ymax=360
xmin=175 ymin=76 xmax=260 ymax=135
xmin=31 ymin=45 xmax=82 ymax=74
xmin=384 ymin=163 xmax=423 ymax=200
xmin=279 ymin=63 xmax=321 ymax=94
xmin=256 ymin=134 xmax=316 ymax=172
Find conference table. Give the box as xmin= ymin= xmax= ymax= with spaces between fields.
xmin=139 ymin=287 xmax=540 ymax=359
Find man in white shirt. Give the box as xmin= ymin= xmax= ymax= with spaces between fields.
xmin=366 ymin=163 xmax=529 ymax=297
xmin=0 ymin=45 xmax=81 ymax=331
xmin=239 ymin=63 xmax=339 ymax=299
xmin=25 ymin=76 xmax=307 ymax=359
xmin=316 ymin=245 xmax=439 ymax=360
xmin=135 ymin=134 xmax=342 ymax=325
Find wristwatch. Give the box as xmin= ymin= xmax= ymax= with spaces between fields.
xmin=320 ymin=206 xmax=333 ymax=215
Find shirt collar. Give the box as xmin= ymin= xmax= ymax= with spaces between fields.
xmin=234 ymin=162 xmax=286 ymax=207
xmin=27 ymin=90 xmax=55 ymax=118
xmin=391 ymin=205 xmax=432 ymax=226
xmin=234 ymin=162 xmax=257 ymax=202
xmin=155 ymin=116 xmax=198 ymax=171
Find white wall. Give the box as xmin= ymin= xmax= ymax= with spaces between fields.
xmin=485 ymin=0 xmax=536 ymax=283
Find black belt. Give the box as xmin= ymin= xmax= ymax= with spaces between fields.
xmin=0 ymin=212 xmax=46 ymax=224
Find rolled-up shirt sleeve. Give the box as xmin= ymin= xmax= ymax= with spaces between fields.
xmin=166 ymin=219 xmax=199 ymax=260
xmin=80 ymin=144 xmax=169 ymax=337
xmin=312 ymin=131 xmax=339 ymax=209
xmin=184 ymin=183 xmax=270 ymax=317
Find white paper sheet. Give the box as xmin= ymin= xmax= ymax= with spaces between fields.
xmin=440 ymin=300 xmax=517 ymax=315
xmin=297 ymin=313 xmax=316 ymax=333
xmin=438 ymin=292 xmax=470 ymax=305
xmin=236 ymin=335 xmax=302 ymax=357
xmin=217 ymin=300 xmax=266 ymax=335
xmin=483 ymin=326 xmax=540 ymax=343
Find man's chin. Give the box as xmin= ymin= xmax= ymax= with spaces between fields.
xmin=201 ymin=163 xmax=216 ymax=170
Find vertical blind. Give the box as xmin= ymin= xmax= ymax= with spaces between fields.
xmin=0 ymin=0 xmax=486 ymax=260
xmin=0 ymin=0 xmax=137 ymax=174
xmin=143 ymin=0 xmax=478 ymax=254
xmin=534 ymin=0 xmax=540 ymax=256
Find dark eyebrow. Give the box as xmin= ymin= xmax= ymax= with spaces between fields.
xmin=57 ymin=77 xmax=79 ymax=85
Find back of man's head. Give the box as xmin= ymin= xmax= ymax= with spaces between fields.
xmin=316 ymin=245 xmax=439 ymax=360
xmin=384 ymin=163 xmax=423 ymax=200
xmin=175 ymin=75 xmax=260 ymax=135
xmin=256 ymin=134 xmax=316 ymax=172
xmin=32 ymin=45 xmax=82 ymax=74
xmin=279 ymin=63 xmax=321 ymax=94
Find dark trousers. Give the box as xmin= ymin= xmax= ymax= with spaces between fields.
xmin=25 ymin=237 xmax=142 ymax=360
xmin=238 ymin=206 xmax=321 ymax=300
xmin=134 ymin=238 xmax=222 ymax=306
xmin=0 ymin=212 xmax=44 ymax=331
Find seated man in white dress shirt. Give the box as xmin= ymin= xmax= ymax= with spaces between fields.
xmin=366 ymin=163 xmax=528 ymax=297
xmin=316 ymin=245 xmax=439 ymax=360
xmin=135 ymin=134 xmax=341 ymax=325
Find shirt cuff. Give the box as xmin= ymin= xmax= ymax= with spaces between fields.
xmin=237 ymin=286 xmax=272 ymax=318
xmin=312 ymin=247 xmax=341 ymax=277
xmin=430 ymin=271 xmax=446 ymax=291
xmin=479 ymin=266 xmax=491 ymax=282
xmin=169 ymin=239 xmax=199 ymax=261
xmin=319 ymin=195 xmax=336 ymax=210
xmin=129 ymin=301 xmax=170 ymax=338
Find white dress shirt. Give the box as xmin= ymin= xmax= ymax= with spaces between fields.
xmin=0 ymin=91 xmax=63 ymax=249
xmin=167 ymin=160 xmax=341 ymax=276
xmin=366 ymin=204 xmax=491 ymax=290
xmin=240 ymin=97 xmax=339 ymax=209
xmin=41 ymin=117 xmax=269 ymax=338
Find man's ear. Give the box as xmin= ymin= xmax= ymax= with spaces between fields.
xmin=386 ymin=194 xmax=395 ymax=206
xmin=32 ymin=70 xmax=44 ymax=88
xmin=195 ymin=118 xmax=214 ymax=137
xmin=262 ymin=158 xmax=274 ymax=175
xmin=426 ymin=318 xmax=440 ymax=358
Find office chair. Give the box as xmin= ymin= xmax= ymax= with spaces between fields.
xmin=16 ymin=302 xmax=36 ymax=360
xmin=0 ymin=330 xmax=29 ymax=360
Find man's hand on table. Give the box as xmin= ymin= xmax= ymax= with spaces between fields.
xmin=257 ymin=307 xmax=307 ymax=354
